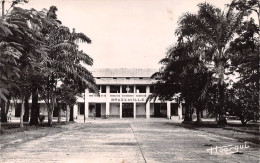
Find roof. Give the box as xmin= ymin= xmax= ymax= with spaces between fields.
xmin=91 ymin=68 xmax=157 ymax=78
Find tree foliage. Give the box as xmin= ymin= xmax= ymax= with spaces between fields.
xmin=0 ymin=4 xmax=98 ymax=126
xmin=149 ymin=1 xmax=258 ymax=125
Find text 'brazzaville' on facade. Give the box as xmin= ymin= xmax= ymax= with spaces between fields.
xmin=111 ymin=98 xmax=145 ymax=102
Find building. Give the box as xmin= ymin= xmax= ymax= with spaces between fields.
xmin=75 ymin=68 xmax=183 ymax=119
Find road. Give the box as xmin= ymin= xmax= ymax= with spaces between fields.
xmin=1 ymin=119 xmax=259 ymax=163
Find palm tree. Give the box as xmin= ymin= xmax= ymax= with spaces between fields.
xmin=176 ymin=2 xmax=246 ymax=124
xmin=230 ymin=0 xmax=259 ymax=25
xmin=38 ymin=6 xmax=98 ymax=126
xmin=148 ymin=39 xmax=212 ymax=123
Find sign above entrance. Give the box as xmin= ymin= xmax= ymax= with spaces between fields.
xmin=111 ymin=97 xmax=145 ymax=102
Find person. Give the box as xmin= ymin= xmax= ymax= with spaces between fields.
xmin=7 ymin=110 xmax=12 ymax=122
xmin=93 ymin=109 xmax=96 ymax=120
xmin=38 ymin=111 xmax=45 ymax=124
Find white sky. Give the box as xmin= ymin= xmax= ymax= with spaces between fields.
xmin=12 ymin=0 xmax=233 ymax=69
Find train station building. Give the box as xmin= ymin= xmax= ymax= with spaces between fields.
xmin=76 ymin=68 xmax=183 ymax=119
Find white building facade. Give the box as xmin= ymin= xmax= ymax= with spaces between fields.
xmin=76 ymin=68 xmax=183 ymax=119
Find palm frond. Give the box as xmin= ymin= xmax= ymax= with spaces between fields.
xmin=72 ymin=32 xmax=91 ymax=43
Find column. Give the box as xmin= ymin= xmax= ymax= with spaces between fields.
xmin=106 ymin=102 xmax=110 ymax=116
xmin=167 ymin=101 xmax=171 ymax=119
xmin=120 ymin=85 xmax=122 ymax=94
xmin=146 ymin=86 xmax=150 ymax=119
xmin=73 ymin=104 xmax=78 ymax=119
xmin=120 ymin=102 xmax=122 ymax=119
xmin=106 ymin=85 xmax=110 ymax=116
xmin=178 ymin=102 xmax=183 ymax=119
xmin=134 ymin=102 xmax=136 ymax=119
xmin=146 ymin=102 xmax=150 ymax=119
xmin=134 ymin=85 xmax=137 ymax=119
xmin=119 ymin=85 xmax=122 ymax=118
xmin=85 ymin=89 xmax=89 ymax=118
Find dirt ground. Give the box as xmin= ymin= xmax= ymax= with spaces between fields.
xmin=1 ymin=119 xmax=260 ymax=163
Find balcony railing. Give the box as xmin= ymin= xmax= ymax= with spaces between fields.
xmin=110 ymin=94 xmax=120 ymax=97
xmin=136 ymin=94 xmax=146 ymax=97
xmin=122 ymin=94 xmax=134 ymax=97
xmin=89 ymin=94 xmax=106 ymax=97
xmin=88 ymin=93 xmax=148 ymax=98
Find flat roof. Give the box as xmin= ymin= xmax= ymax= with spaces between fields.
xmin=91 ymin=68 xmax=158 ymax=78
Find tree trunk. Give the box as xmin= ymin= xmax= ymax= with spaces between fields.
xmin=183 ymin=103 xmax=192 ymax=122
xmin=195 ymin=101 xmax=202 ymax=123
xmin=66 ymin=105 xmax=69 ymax=122
xmin=5 ymin=100 xmax=11 ymax=122
xmin=47 ymin=95 xmax=55 ymax=127
xmin=217 ymin=61 xmax=227 ymax=125
xmin=196 ymin=109 xmax=202 ymax=123
xmin=47 ymin=109 xmax=53 ymax=127
xmin=1 ymin=99 xmax=7 ymax=122
xmin=256 ymin=6 xmax=260 ymax=114
xmin=190 ymin=107 xmax=194 ymax=120
xmin=23 ymin=95 xmax=30 ymax=122
xmin=29 ymin=85 xmax=39 ymax=125
xmin=20 ymin=97 xmax=24 ymax=128
xmin=57 ymin=105 xmax=61 ymax=123
xmin=6 ymin=100 xmax=10 ymax=113
xmin=69 ymin=105 xmax=74 ymax=121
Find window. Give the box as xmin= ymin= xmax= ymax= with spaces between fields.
xmin=122 ymin=85 xmax=134 ymax=93
xmin=110 ymin=85 xmax=120 ymax=93
xmin=113 ymin=77 xmax=117 ymax=79
xmin=99 ymin=85 xmax=106 ymax=93
xmin=79 ymin=103 xmax=85 ymax=115
xmin=136 ymin=85 xmax=146 ymax=93
xmin=126 ymin=77 xmax=130 ymax=79
xmin=171 ymin=103 xmax=178 ymax=116
xmin=150 ymin=85 xmax=155 ymax=93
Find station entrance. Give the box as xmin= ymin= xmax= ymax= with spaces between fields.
xmin=154 ymin=103 xmax=167 ymax=118
xmin=122 ymin=103 xmax=133 ymax=117
xmin=89 ymin=103 xmax=101 ymax=118
xmin=95 ymin=103 xmax=101 ymax=117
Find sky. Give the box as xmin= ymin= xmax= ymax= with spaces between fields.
xmin=11 ymin=0 xmax=234 ymax=69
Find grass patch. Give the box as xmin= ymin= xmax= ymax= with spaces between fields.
xmin=1 ymin=121 xmax=75 ymax=135
xmin=168 ymin=120 xmax=260 ymax=144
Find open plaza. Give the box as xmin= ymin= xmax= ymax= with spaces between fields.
xmin=1 ymin=118 xmax=260 ymax=163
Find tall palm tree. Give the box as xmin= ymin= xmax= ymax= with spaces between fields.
xmin=176 ymin=2 xmax=246 ymax=124
xmin=148 ymin=39 xmax=212 ymax=123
